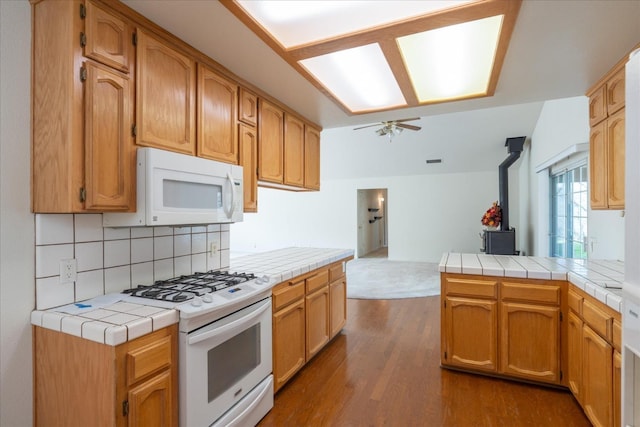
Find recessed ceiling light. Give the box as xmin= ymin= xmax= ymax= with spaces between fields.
xmin=299 ymin=43 xmax=407 ymax=112
xmin=398 ymin=15 xmax=503 ymax=103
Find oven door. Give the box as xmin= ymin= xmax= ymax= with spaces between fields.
xmin=180 ymin=297 xmax=272 ymax=427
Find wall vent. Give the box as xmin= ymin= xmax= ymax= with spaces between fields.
xmin=425 ymin=159 xmax=442 ymax=164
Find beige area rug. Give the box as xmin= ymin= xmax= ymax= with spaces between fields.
xmin=346 ymin=258 xmax=441 ymax=299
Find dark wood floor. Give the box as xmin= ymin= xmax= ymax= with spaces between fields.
xmin=258 ymin=297 xmax=591 ymax=427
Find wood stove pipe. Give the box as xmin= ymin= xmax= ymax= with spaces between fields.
xmin=499 ymin=137 xmax=526 ymax=231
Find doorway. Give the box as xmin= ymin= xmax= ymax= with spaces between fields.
xmin=356 ymin=188 xmax=388 ymax=258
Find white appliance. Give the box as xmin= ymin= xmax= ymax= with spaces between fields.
xmin=121 ymin=271 xmax=275 ymax=426
xmin=103 ymin=147 xmax=243 ymax=227
xmin=623 ymin=47 xmax=640 ymax=427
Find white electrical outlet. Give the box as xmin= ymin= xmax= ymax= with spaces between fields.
xmin=59 ymin=259 xmax=77 ymax=284
xmin=209 ymin=243 xmax=218 ymax=258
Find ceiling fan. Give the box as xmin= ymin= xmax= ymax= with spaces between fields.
xmin=353 ymin=118 xmax=421 ymax=141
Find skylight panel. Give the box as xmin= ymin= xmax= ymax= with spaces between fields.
xmin=299 ymin=43 xmax=407 ymax=112
xmin=398 ymin=15 xmax=504 ymax=103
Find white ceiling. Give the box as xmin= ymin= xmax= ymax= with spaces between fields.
xmin=122 ymin=0 xmax=640 ymax=131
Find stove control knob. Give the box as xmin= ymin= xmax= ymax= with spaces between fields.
xmin=202 ymin=294 xmax=213 ymax=303
xmin=260 ymin=275 xmax=270 ymax=284
xmin=191 ymin=297 xmax=203 ymax=307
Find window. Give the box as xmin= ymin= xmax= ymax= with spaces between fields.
xmin=549 ymin=163 xmax=588 ymax=258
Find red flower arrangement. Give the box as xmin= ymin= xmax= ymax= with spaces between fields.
xmin=481 ymin=201 xmax=502 ymax=228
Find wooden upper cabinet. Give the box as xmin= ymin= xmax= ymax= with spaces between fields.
xmin=32 ymin=0 xmax=135 ymax=213
xmin=607 ymin=108 xmax=625 ymax=209
xmin=197 ymin=63 xmax=238 ymax=163
xmin=304 ymin=126 xmax=321 ymax=190
xmin=239 ymin=87 xmax=258 ymax=127
xmin=284 ymin=114 xmax=305 ymax=187
xmin=83 ymin=61 xmax=135 ymax=211
xmin=590 ymin=121 xmax=607 ymax=209
xmin=258 ymin=99 xmax=284 ymax=184
xmin=83 ymin=1 xmax=131 ymax=73
xmin=136 ymin=29 xmax=196 ymax=155
xmin=589 ymin=86 xmax=607 ymax=127
xmin=239 ymin=123 xmax=258 ymax=212
xmin=606 ymin=68 xmax=625 ymax=115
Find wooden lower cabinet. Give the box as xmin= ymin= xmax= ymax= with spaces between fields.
xmin=273 ymin=298 xmax=306 ymax=392
xmin=329 ymin=278 xmax=347 ymax=337
xmin=443 ymin=296 xmax=498 ymax=372
xmin=33 ymin=324 xmax=178 ymax=427
xmin=306 ymin=285 xmax=330 ymax=360
xmin=500 ymin=302 xmax=560 ymax=383
xmin=272 ymin=258 xmax=351 ymax=392
xmin=582 ymin=324 xmax=613 ymax=427
xmin=567 ymin=310 xmax=584 ymax=400
xmin=613 ymin=350 xmax=621 ymax=427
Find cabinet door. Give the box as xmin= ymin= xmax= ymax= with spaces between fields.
xmin=613 ymin=350 xmax=621 ymax=427
xmin=84 ymin=61 xmax=135 ymax=211
xmin=284 ymin=114 xmax=305 ymax=187
xmin=304 ymin=126 xmax=321 ymax=190
xmin=589 ymin=86 xmax=607 ymax=127
xmin=239 ymin=123 xmax=258 ymax=212
xmin=258 ymin=100 xmax=284 ymax=183
xmin=567 ymin=310 xmax=583 ymax=401
xmin=128 ymin=370 xmax=174 ymax=427
xmin=607 ymin=108 xmax=625 ymax=209
xmin=590 ymin=120 xmax=608 ymax=209
xmin=583 ymin=324 xmax=613 ymax=427
xmin=84 ymin=1 xmax=131 ymax=73
xmin=273 ymin=298 xmax=305 ymax=392
xmin=329 ymin=279 xmax=347 ymax=338
xmin=306 ymin=285 xmax=330 ymax=361
xmin=606 ymin=68 xmax=625 ymax=115
xmin=136 ymin=29 xmax=196 ymax=155
xmin=500 ymin=302 xmax=560 ymax=383
xmin=238 ymin=87 xmax=257 ymax=126
xmin=197 ymin=64 xmax=238 ymax=163
xmin=442 ymin=297 xmax=497 ymax=372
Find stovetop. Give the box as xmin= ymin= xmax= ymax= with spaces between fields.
xmin=123 ymin=271 xmax=260 ymax=302
xmin=121 ymin=270 xmax=273 ymax=323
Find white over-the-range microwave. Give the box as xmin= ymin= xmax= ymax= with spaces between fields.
xmin=103 ymin=147 xmax=243 ymax=227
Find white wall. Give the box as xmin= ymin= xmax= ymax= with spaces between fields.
xmin=525 ymin=96 xmax=625 ymax=259
xmin=231 ymin=171 xmax=501 ymax=263
xmin=1 ymin=1 xmax=34 ymax=425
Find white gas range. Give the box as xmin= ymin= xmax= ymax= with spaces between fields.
xmin=123 ymin=270 xmax=275 ymax=427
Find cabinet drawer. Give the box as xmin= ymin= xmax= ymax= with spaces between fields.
xmin=329 ymin=263 xmax=344 ymax=282
xmin=126 ymin=335 xmax=172 ymax=385
xmin=568 ymin=289 xmax=583 ymax=315
xmin=445 ymin=277 xmax=497 ymax=299
xmin=306 ymin=269 xmax=329 ymax=293
xmin=582 ymin=299 xmax=613 ymax=341
xmin=273 ymin=280 xmax=305 ymax=311
xmin=501 ymin=281 xmax=560 ymax=305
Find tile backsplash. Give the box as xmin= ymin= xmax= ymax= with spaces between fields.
xmin=35 ymin=214 xmax=231 ymax=310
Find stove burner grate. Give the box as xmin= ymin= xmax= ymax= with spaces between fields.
xmin=123 ymin=271 xmax=256 ymax=302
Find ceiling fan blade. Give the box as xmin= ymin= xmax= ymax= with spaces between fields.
xmin=353 ymin=123 xmax=382 ymax=130
xmin=393 ymin=117 xmax=420 ymax=123
xmin=395 ymin=123 xmax=421 ymax=131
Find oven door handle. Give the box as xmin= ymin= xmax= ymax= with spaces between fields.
xmin=187 ymin=299 xmax=270 ymax=345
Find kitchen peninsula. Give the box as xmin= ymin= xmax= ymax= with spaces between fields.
xmin=439 ymin=252 xmax=623 ymax=427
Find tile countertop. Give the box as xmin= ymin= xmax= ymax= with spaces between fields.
xmin=30 ymin=247 xmax=355 ymax=346
xmin=439 ymin=253 xmax=624 ymax=313
xmin=230 ymin=247 xmax=355 ymax=283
